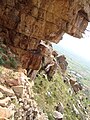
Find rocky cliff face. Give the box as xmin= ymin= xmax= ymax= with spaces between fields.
xmin=0 ymin=43 xmax=49 ymax=120
xmin=0 ymin=0 xmax=90 ymax=70
xmin=0 ymin=1 xmax=90 ymax=117
xmin=0 ymin=42 xmax=90 ymax=120
xmin=0 ymin=0 xmax=90 ymax=42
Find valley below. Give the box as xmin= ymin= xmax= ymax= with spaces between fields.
xmin=53 ymin=45 xmax=90 ymax=99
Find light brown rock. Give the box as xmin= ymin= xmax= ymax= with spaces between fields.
xmin=12 ymin=86 xmax=24 ymax=96
xmin=0 ymin=97 xmax=11 ymax=107
xmin=0 ymin=118 xmax=9 ymax=120
xmin=69 ymin=77 xmax=77 ymax=86
xmin=0 ymin=85 xmax=15 ymax=97
xmin=46 ymin=61 xmax=58 ymax=79
xmin=0 ymin=92 xmax=3 ymax=99
xmin=5 ymin=79 xmax=19 ymax=87
xmin=0 ymin=106 xmax=12 ymax=119
xmin=53 ymin=111 xmax=63 ymax=119
xmin=0 ymin=1 xmax=89 ymax=64
xmin=37 ymin=40 xmax=52 ymax=57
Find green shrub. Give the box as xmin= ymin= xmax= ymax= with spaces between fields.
xmin=0 ymin=46 xmax=17 ymax=68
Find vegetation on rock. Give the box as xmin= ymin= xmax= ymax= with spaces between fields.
xmin=0 ymin=44 xmax=17 ymax=68
xmin=33 ymin=72 xmax=90 ymax=120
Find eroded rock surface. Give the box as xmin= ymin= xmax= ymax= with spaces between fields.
xmin=0 ymin=1 xmax=90 ymax=119
xmin=0 ymin=0 xmax=90 ymax=42
xmin=57 ymin=55 xmax=68 ymax=74
xmin=0 ymin=0 xmax=90 ymax=71
xmin=0 ymin=66 xmax=48 ymax=120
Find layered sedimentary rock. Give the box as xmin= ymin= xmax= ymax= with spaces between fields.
xmin=0 ymin=0 xmax=90 ymax=70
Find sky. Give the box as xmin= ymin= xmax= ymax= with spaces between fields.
xmin=55 ymin=23 xmax=90 ymax=61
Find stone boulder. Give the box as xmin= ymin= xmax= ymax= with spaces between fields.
xmin=69 ymin=77 xmax=77 ymax=86
xmin=72 ymin=82 xmax=83 ymax=93
xmin=0 ymin=85 xmax=15 ymax=97
xmin=69 ymin=77 xmax=83 ymax=93
xmin=45 ymin=61 xmax=58 ymax=80
xmin=37 ymin=40 xmax=53 ymax=57
xmin=53 ymin=111 xmax=63 ymax=120
xmin=57 ymin=55 xmax=68 ymax=74
xmin=56 ymin=102 xmax=64 ymax=114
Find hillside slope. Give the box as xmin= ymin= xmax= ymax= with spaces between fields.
xmin=53 ymin=45 xmax=90 ymax=85
xmin=33 ymin=72 xmax=90 ymax=120
xmin=0 ymin=42 xmax=90 ymax=120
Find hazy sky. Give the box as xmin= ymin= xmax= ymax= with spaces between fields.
xmin=56 ymin=23 xmax=90 ymax=61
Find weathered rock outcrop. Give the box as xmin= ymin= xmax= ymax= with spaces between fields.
xmin=0 ymin=0 xmax=90 ymax=71
xmin=57 ymin=55 xmax=68 ymax=74
xmin=0 ymin=43 xmax=49 ymax=120
xmin=0 ymin=0 xmax=90 ymax=42
xmin=0 ymin=66 xmax=48 ymax=120
xmin=65 ymin=76 xmax=83 ymax=94
xmin=0 ymin=43 xmax=89 ymax=120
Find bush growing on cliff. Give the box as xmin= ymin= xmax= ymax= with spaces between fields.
xmin=0 ymin=45 xmax=17 ymax=68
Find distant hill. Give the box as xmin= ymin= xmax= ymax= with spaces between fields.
xmin=53 ymin=44 xmax=90 ymax=97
